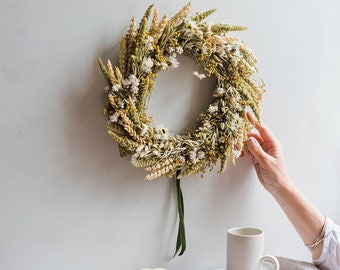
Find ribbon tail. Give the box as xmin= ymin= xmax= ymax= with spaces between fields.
xmin=174 ymin=170 xmax=186 ymax=256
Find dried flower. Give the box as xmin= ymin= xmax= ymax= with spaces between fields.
xmin=232 ymin=149 xmax=241 ymax=159
xmin=109 ymin=112 xmax=119 ymax=123
xmin=215 ymin=87 xmax=225 ymax=96
xmin=193 ymin=71 xmax=206 ymax=80
xmin=159 ymin=62 xmax=168 ymax=70
xmin=168 ymin=53 xmax=179 ymax=68
xmin=144 ymin=36 xmax=154 ymax=51
xmin=176 ymin=46 xmax=184 ymax=54
xmin=141 ymin=57 xmax=153 ymax=73
xmin=112 ymin=84 xmax=121 ymax=92
xmin=124 ymin=74 xmax=139 ymax=86
xmin=155 ymin=124 xmax=169 ymax=140
xmin=197 ymin=151 xmax=205 ymax=160
xmin=208 ymin=104 xmax=218 ymax=113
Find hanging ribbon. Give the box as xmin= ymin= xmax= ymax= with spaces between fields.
xmin=174 ymin=170 xmax=186 ymax=256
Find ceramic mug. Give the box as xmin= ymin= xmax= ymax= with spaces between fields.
xmin=227 ymin=227 xmax=279 ymax=270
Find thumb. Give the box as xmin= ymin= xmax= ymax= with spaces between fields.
xmin=247 ymin=137 xmax=269 ymax=163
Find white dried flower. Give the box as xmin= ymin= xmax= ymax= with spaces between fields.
xmin=141 ymin=57 xmax=153 ymax=73
xmin=232 ymin=149 xmax=241 ymax=159
xmin=189 ymin=151 xmax=197 ymax=164
xmin=169 ymin=54 xmax=179 ymax=69
xmin=155 ymin=124 xmax=169 ymax=140
xmin=193 ymin=71 xmax=206 ymax=80
xmin=197 ymin=151 xmax=205 ymax=160
xmin=112 ymin=84 xmax=121 ymax=92
xmin=186 ymin=19 xmax=198 ymax=29
xmin=145 ymin=36 xmax=154 ymax=43
xmin=215 ymin=87 xmax=225 ymax=96
xmin=176 ymin=46 xmax=183 ymax=54
xmin=109 ymin=112 xmax=119 ymax=123
xmin=159 ymin=62 xmax=168 ymax=70
xmin=208 ymin=104 xmax=218 ymax=113
xmin=123 ymin=74 xmax=140 ymax=87
xmin=145 ymin=36 xmax=154 ymax=51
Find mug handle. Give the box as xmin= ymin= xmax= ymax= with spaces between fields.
xmin=260 ymin=255 xmax=280 ymax=270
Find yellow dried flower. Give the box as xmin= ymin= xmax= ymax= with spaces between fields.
xmin=98 ymin=58 xmax=111 ymax=86
xmin=149 ymin=7 xmax=159 ymax=35
xmin=145 ymin=163 xmax=178 ymax=180
xmin=135 ymin=4 xmax=154 ymax=47
xmin=107 ymin=130 xmax=138 ymax=151
xmin=211 ymin=24 xmax=247 ymax=34
xmin=169 ymin=1 xmax=191 ymax=24
xmin=154 ymin=15 xmax=168 ymax=42
xmin=107 ymin=60 xmax=116 ymax=85
xmin=119 ymin=36 xmax=127 ymax=75
xmin=191 ymin=8 xmax=216 ymax=23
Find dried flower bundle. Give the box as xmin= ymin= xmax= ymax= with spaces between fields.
xmin=99 ymin=3 xmax=265 ymax=181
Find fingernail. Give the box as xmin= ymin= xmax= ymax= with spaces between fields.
xmin=248 ymin=137 xmax=256 ymax=146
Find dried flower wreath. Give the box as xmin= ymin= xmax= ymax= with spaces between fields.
xmin=98 ymin=2 xmax=265 ymax=256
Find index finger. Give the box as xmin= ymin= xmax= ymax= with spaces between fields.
xmin=247 ymin=112 xmax=277 ymax=144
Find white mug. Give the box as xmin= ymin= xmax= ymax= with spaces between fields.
xmin=227 ymin=227 xmax=279 ymax=270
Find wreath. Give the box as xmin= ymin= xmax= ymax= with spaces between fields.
xmin=98 ymin=2 xmax=265 ymax=256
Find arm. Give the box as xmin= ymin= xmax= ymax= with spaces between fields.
xmin=246 ymin=113 xmax=325 ymax=260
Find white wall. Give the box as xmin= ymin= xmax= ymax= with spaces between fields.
xmin=1 ymin=0 xmax=340 ymax=269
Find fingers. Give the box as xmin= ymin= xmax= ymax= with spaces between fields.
xmin=239 ymin=133 xmax=263 ymax=158
xmin=246 ymin=111 xmax=258 ymax=126
xmin=247 ymin=136 xmax=269 ymax=164
xmin=247 ymin=112 xmax=277 ymax=145
xmin=248 ymin=133 xmax=264 ymax=145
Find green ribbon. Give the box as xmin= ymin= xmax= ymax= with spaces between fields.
xmin=174 ymin=170 xmax=186 ymax=256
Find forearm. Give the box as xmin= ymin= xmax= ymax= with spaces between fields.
xmin=270 ymin=178 xmax=325 ymax=260
xmin=245 ymin=115 xmax=326 ymax=259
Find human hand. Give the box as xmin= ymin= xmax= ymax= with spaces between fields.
xmin=246 ymin=112 xmax=292 ymax=195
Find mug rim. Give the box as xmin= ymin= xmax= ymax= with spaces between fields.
xmin=228 ymin=227 xmax=263 ymax=237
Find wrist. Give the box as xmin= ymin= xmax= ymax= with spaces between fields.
xmin=267 ymin=173 xmax=295 ymax=198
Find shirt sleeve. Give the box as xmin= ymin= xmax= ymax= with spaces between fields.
xmin=313 ymin=217 xmax=340 ymax=270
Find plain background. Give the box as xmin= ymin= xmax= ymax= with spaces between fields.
xmin=1 ymin=0 xmax=340 ymax=269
